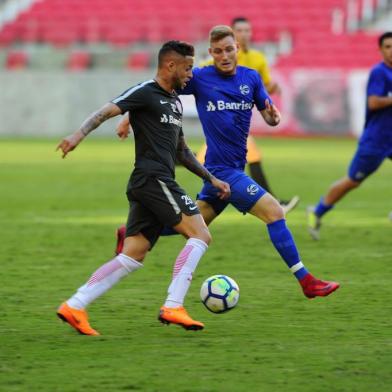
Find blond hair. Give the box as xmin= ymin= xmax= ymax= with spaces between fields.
xmin=209 ymin=25 xmax=235 ymax=43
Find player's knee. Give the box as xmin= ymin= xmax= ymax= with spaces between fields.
xmin=271 ymin=203 xmax=285 ymax=221
xmin=195 ymin=226 xmax=212 ymax=245
xmin=263 ymin=200 xmax=285 ymax=223
xmin=122 ymin=248 xmax=147 ymax=262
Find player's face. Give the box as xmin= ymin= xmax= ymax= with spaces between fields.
xmin=173 ymin=56 xmax=194 ymax=90
xmin=232 ymin=21 xmax=252 ymax=48
xmin=380 ymin=37 xmax=392 ymax=67
xmin=209 ymin=36 xmax=238 ymax=75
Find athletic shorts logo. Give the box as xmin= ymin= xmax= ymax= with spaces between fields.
xmin=246 ymin=184 xmax=259 ymax=195
xmin=240 ymin=84 xmax=250 ymax=95
xmin=181 ymin=195 xmax=197 ymax=210
xmin=354 ymin=171 xmax=365 ymax=180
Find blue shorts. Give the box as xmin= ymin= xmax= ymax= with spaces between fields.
xmin=348 ymin=144 xmax=392 ymax=182
xmin=197 ymin=168 xmax=267 ymax=215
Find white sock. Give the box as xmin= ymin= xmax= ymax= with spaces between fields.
xmin=164 ymin=238 xmax=208 ymax=308
xmin=67 ymin=253 xmax=143 ymax=309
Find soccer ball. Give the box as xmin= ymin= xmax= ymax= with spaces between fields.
xmin=200 ymin=275 xmax=240 ymax=313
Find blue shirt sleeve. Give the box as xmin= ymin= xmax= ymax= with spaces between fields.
xmin=252 ymin=70 xmax=272 ymax=111
xmin=367 ymin=66 xmax=386 ymax=97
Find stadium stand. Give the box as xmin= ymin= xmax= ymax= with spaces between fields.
xmin=0 ymin=0 xmax=389 ymax=69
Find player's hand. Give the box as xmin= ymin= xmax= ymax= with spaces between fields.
xmin=56 ymin=130 xmax=85 ymax=158
xmin=116 ymin=116 xmax=130 ymax=140
xmin=211 ymin=177 xmax=231 ymax=200
xmin=264 ymin=99 xmax=281 ymax=126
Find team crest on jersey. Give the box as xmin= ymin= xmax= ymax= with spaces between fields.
xmin=246 ymin=184 xmax=259 ymax=195
xmin=240 ymin=84 xmax=250 ymax=95
xmin=176 ymin=100 xmax=183 ymax=114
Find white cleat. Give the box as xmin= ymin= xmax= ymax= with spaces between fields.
xmin=307 ymin=206 xmax=321 ymax=240
xmin=280 ymin=195 xmax=300 ymax=214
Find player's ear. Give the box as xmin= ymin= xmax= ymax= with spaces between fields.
xmin=166 ymin=59 xmax=176 ymax=73
xmin=208 ymin=47 xmax=212 ymax=56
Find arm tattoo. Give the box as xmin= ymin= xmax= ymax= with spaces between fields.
xmin=176 ymin=136 xmax=213 ymax=182
xmin=79 ymin=104 xmax=119 ymax=136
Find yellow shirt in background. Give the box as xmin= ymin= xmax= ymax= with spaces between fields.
xmin=199 ymin=48 xmax=272 ymax=86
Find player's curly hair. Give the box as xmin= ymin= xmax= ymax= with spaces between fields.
xmin=158 ymin=41 xmax=194 ymax=66
xmin=379 ymin=32 xmax=392 ymax=47
xmin=209 ymin=25 xmax=235 ymax=43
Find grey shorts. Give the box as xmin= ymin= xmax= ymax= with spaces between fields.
xmin=126 ymin=177 xmax=199 ymax=248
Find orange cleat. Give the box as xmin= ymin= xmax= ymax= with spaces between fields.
xmin=158 ymin=306 xmax=204 ymax=331
xmin=57 ymin=302 xmax=100 ymax=336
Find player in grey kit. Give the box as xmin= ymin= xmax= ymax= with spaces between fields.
xmin=56 ymin=41 xmax=230 ymax=335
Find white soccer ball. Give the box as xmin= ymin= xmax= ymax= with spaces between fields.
xmin=200 ymin=275 xmax=240 ymax=313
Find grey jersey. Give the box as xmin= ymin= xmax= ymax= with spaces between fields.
xmin=112 ymin=80 xmax=184 ymax=188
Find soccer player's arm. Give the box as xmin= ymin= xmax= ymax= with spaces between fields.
xmin=367 ymin=68 xmax=392 ymax=110
xmin=176 ymin=133 xmax=230 ymax=200
xmin=116 ymin=115 xmax=131 ymax=139
xmin=253 ymin=72 xmax=281 ymax=126
xmin=56 ymin=102 xmax=122 ymax=158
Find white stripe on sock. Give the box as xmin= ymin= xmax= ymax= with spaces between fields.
xmin=290 ymin=261 xmax=304 ymax=273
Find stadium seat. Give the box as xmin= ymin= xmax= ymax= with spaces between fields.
xmin=5 ymin=50 xmax=29 ymax=70
xmin=67 ymin=51 xmax=91 ymax=71
xmin=127 ymin=51 xmax=150 ymax=70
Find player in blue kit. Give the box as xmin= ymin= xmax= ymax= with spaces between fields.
xmin=117 ymin=25 xmax=339 ymax=298
xmin=308 ymin=32 xmax=392 ymax=240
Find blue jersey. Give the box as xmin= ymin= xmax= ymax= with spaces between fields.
xmin=181 ymin=65 xmax=270 ymax=170
xmin=361 ymin=62 xmax=392 ymax=151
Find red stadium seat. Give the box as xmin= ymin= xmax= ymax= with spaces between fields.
xmin=5 ymin=50 xmax=29 ymax=70
xmin=67 ymin=51 xmax=91 ymax=71
xmin=127 ymin=51 xmax=150 ymax=70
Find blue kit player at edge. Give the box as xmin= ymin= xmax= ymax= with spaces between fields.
xmin=308 ymin=31 xmax=392 ymax=240
xmin=116 ymin=25 xmax=340 ymax=299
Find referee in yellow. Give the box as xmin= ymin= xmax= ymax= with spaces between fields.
xmin=197 ymin=17 xmax=299 ymax=213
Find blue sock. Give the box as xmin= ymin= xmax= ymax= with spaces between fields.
xmin=267 ymin=219 xmax=308 ymax=280
xmin=314 ymin=197 xmax=334 ymax=218
xmin=160 ymin=226 xmax=179 ymax=236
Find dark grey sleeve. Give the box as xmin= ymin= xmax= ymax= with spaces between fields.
xmin=111 ymin=80 xmax=153 ymax=114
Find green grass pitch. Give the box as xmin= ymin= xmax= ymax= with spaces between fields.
xmin=0 ymin=137 xmax=391 ymax=392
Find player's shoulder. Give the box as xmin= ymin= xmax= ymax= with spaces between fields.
xmin=112 ymin=79 xmax=155 ymax=104
xmin=191 ymin=65 xmax=217 ymax=80
xmin=369 ymin=62 xmax=388 ymax=76
xmin=247 ymin=48 xmax=266 ymax=60
xmin=237 ymin=65 xmax=260 ymax=80
xmin=126 ymin=79 xmax=156 ymax=96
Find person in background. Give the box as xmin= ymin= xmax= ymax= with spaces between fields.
xmin=307 ymin=32 xmax=392 ymax=240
